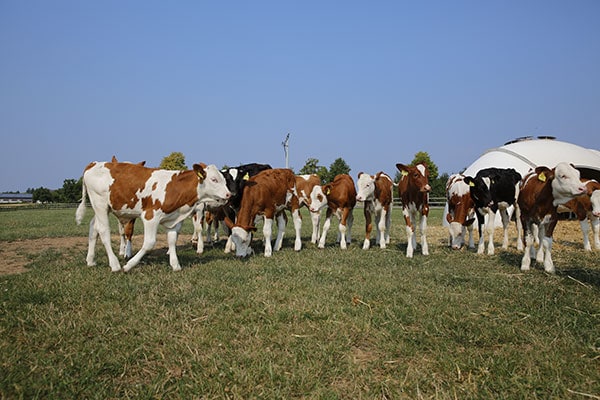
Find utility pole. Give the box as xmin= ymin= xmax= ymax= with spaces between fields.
xmin=282 ymin=133 xmax=290 ymax=169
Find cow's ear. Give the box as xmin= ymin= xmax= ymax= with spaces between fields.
xmin=446 ymin=213 xmax=453 ymax=224
xmin=193 ymin=164 xmax=206 ymax=183
xmin=357 ymin=172 xmax=364 ymax=179
xmin=138 ymin=161 xmax=146 ymax=166
xmin=111 ymin=155 xmax=118 ymax=162
xmin=243 ymin=172 xmax=250 ymax=181
xmin=324 ymin=184 xmax=332 ymax=195
xmin=224 ymin=216 xmax=235 ymax=230
xmin=464 ymin=177 xmax=475 ymax=187
xmin=465 ymin=217 xmax=476 ymax=226
xmin=396 ymin=163 xmax=407 ymax=173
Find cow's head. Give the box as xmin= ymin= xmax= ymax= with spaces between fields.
xmin=230 ymin=226 xmax=256 ymax=257
xmin=446 ymin=217 xmax=475 ymax=250
xmin=194 ymin=164 xmax=231 ymax=205
xmin=549 ymin=162 xmax=587 ymax=206
xmin=309 ymin=185 xmax=329 ymax=213
xmin=355 ymin=172 xmax=375 ymax=202
xmin=396 ymin=163 xmax=431 ymax=192
xmin=463 ymin=175 xmax=493 ymax=213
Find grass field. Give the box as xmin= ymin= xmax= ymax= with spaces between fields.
xmin=0 ymin=207 xmax=598 ymax=399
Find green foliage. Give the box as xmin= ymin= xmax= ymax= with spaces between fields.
xmin=411 ymin=151 xmax=439 ymax=180
xmin=160 ymin=152 xmax=188 ymax=170
xmin=31 ymin=187 xmax=54 ymax=203
xmin=298 ymin=158 xmax=343 ymax=184
xmin=54 ymin=178 xmax=82 ymax=203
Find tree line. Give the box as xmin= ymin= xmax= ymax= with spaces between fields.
xmin=23 ymin=151 xmax=449 ymax=203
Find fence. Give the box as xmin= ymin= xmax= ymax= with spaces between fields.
xmin=0 ymin=203 xmax=80 ymax=212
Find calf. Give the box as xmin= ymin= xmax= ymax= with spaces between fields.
xmin=76 ymin=161 xmax=231 ymax=272
xmin=355 ymin=171 xmax=394 ymax=249
xmin=445 ymin=174 xmax=476 ymax=250
xmin=518 ymin=162 xmax=587 ymax=273
xmin=396 ymin=163 xmax=431 ymax=258
xmin=225 ymin=168 xmax=302 ymax=257
xmin=193 ymin=163 xmax=272 ymax=254
xmin=558 ymin=179 xmax=600 ymax=250
xmin=296 ymin=174 xmax=323 ymax=244
xmin=309 ymin=174 xmax=357 ymax=249
xmin=464 ymin=168 xmax=522 ymax=255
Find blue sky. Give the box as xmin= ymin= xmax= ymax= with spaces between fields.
xmin=1 ymin=1 xmax=598 ymax=191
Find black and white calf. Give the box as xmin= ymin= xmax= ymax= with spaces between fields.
xmin=193 ymin=163 xmax=272 ymax=253
xmin=464 ymin=168 xmax=522 ymax=255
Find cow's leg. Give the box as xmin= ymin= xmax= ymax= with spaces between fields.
xmin=86 ymin=216 xmax=98 ymax=266
xmin=541 ymin=236 xmax=554 ymax=273
xmin=167 ymin=222 xmax=183 ymax=271
xmin=591 ymin=216 xmax=600 ymax=250
xmin=263 ymin=217 xmax=274 ymax=257
xmin=273 ymin=213 xmax=288 ymax=252
xmin=521 ymin=220 xmax=534 ymax=271
xmin=339 ymin=209 xmax=352 ymax=249
xmin=93 ymin=213 xmax=121 ymax=272
xmin=420 ymin=214 xmax=429 ymax=256
xmin=535 ymin=223 xmax=546 ymax=263
xmin=466 ymin=222 xmax=475 ymax=249
xmin=500 ymin=209 xmax=510 ymax=250
xmin=476 ymin=212 xmax=486 ymax=254
xmin=123 ymin=219 xmax=159 ymax=272
xmin=580 ymin=219 xmax=591 ymax=251
xmin=318 ymin=213 xmax=333 ymax=249
xmin=404 ymin=211 xmax=415 ymax=258
xmin=514 ymin=205 xmax=524 ymax=251
xmin=310 ymin=210 xmax=321 ymax=244
xmin=485 ymin=211 xmax=495 ymax=255
xmin=346 ymin=209 xmax=353 ymax=244
xmin=362 ymin=207 xmax=372 ymax=250
xmin=376 ymin=210 xmax=387 ymax=248
xmin=291 ymin=209 xmax=303 ymax=251
xmin=118 ymin=221 xmax=127 ymax=257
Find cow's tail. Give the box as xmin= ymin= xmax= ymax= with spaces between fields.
xmin=75 ymin=179 xmax=88 ymax=225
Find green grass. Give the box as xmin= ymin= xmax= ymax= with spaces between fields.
xmin=0 ymin=207 xmax=598 ymax=399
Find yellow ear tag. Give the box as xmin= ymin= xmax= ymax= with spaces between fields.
xmin=538 ymin=172 xmax=546 ymax=182
xmin=196 ymin=170 xmax=206 ymax=182
xmin=243 ymin=172 xmax=250 ymax=181
xmin=326 ymin=188 xmax=331 ymax=195
xmin=468 ymin=181 xmax=475 ymax=187
xmin=401 ymin=170 xmax=408 ymax=177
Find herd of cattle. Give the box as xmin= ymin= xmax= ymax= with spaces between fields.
xmin=75 ymin=157 xmax=599 ymax=274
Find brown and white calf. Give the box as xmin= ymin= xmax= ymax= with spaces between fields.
xmin=396 ymin=163 xmax=431 ymax=257
xmin=445 ymin=174 xmax=476 ymax=250
xmin=355 ymin=171 xmax=393 ymax=249
xmin=309 ymin=174 xmax=357 ymax=249
xmin=518 ymin=162 xmax=587 ymax=273
xmin=295 ymin=174 xmax=323 ymax=244
xmin=225 ymin=168 xmax=302 ymax=257
xmin=76 ymin=161 xmax=231 ymax=272
xmin=558 ymin=179 xmax=600 ymax=251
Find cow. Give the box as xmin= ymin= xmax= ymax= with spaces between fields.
xmin=76 ymin=161 xmax=231 ymax=272
xmin=558 ymin=179 xmax=600 ymax=251
xmin=84 ymin=156 xmax=146 ymax=260
xmin=517 ymin=162 xmax=587 ymax=273
xmin=309 ymin=174 xmax=357 ymax=249
xmin=193 ymin=163 xmax=272 ymax=254
xmin=295 ymin=174 xmax=323 ymax=244
xmin=463 ymin=168 xmax=523 ymax=255
xmin=224 ymin=168 xmax=302 ymax=257
xmin=396 ymin=163 xmax=431 ymax=258
xmin=445 ymin=174 xmax=476 ymax=250
xmin=355 ymin=171 xmax=394 ymax=249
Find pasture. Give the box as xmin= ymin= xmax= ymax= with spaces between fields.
xmin=0 ymin=207 xmax=598 ymax=399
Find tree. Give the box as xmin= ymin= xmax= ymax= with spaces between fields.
xmin=160 ymin=152 xmax=187 ymax=170
xmin=326 ymin=158 xmax=351 ymax=183
xmin=54 ymin=178 xmax=82 ymax=203
xmin=32 ymin=187 xmax=54 ymax=203
xmin=299 ymin=158 xmax=328 ymax=183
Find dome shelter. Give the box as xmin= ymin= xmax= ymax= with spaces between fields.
xmin=462 ymin=136 xmax=600 ymax=181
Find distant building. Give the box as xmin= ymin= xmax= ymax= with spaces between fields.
xmin=0 ymin=193 xmax=33 ymax=203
